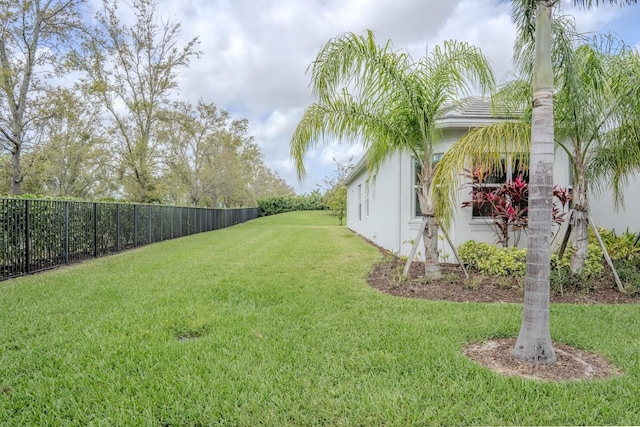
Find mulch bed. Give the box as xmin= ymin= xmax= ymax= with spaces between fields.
xmin=367 ymin=258 xmax=640 ymax=305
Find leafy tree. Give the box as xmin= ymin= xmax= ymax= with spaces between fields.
xmin=0 ymin=0 xmax=87 ymax=194
xmin=157 ymin=100 xmax=289 ymax=207
xmin=290 ymin=30 xmax=494 ymax=278
xmin=320 ymin=158 xmax=354 ymax=224
xmin=73 ymin=0 xmax=200 ymax=202
xmin=240 ymin=142 xmax=295 ymax=202
xmin=26 ymin=88 xmax=113 ymax=198
xmin=327 ymin=186 xmax=347 ymax=225
xmin=157 ymin=101 xmax=229 ymax=206
xmin=247 ymin=167 xmax=295 ymax=201
xmin=206 ymin=118 xmax=257 ymax=207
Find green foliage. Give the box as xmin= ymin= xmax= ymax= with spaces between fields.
xmin=613 ymin=260 xmax=640 ymax=295
xmin=257 ymin=191 xmax=325 ymax=217
xmin=596 ymin=228 xmax=640 ymax=263
xmin=320 ymin=158 xmax=353 ymax=225
xmin=457 ymin=240 xmax=526 ymax=277
xmin=549 ymin=241 xmax=605 ymax=293
xmin=458 ymin=238 xmax=603 ymax=282
xmin=551 ymin=242 xmax=604 ymax=279
xmin=456 ymin=240 xmax=497 ymax=270
xmin=596 ymin=228 xmax=640 ymax=294
xmin=326 ymin=186 xmax=347 ymax=224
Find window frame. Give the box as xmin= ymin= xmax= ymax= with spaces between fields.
xmin=357 ymin=184 xmax=362 ymax=221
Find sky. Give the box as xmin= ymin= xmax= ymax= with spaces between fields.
xmin=95 ymin=0 xmax=640 ymax=194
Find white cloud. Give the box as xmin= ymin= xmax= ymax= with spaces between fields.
xmin=124 ymin=0 xmax=640 ymax=193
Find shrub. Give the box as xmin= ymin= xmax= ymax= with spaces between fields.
xmin=459 ymin=238 xmax=606 ymax=282
xmin=457 ymin=240 xmax=498 ymax=270
xmin=549 ymin=242 xmax=605 ymax=293
xmin=477 ymin=246 xmax=527 ymax=277
xmin=551 ymin=242 xmax=604 ymax=279
xmin=597 ymin=228 xmax=640 ymax=263
xmin=458 ymin=241 xmax=526 ymax=277
xmin=257 ymin=191 xmax=326 ymax=217
xmin=613 ymin=260 xmax=640 ymax=296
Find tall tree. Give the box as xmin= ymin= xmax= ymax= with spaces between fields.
xmin=290 ymin=31 xmax=494 ymax=278
xmin=510 ymin=0 xmax=637 ymax=365
xmin=73 ymin=0 xmax=200 ymax=202
xmin=0 ymin=0 xmax=86 ymax=194
xmin=157 ymin=101 xmax=229 ymax=206
xmin=239 ymin=140 xmax=295 ymax=203
xmin=246 ymin=164 xmax=295 ymax=202
xmin=28 ymin=88 xmax=112 ymax=198
xmin=158 ymin=100 xmax=288 ymax=207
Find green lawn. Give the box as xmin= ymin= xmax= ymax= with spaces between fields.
xmin=1 ymin=210 xmax=639 ymax=426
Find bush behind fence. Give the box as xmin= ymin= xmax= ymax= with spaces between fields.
xmin=1 ymin=198 xmax=258 ymax=281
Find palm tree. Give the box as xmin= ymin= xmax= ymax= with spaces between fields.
xmin=436 ymin=1 xmax=637 ymax=365
xmin=290 ymin=31 xmax=494 ymax=279
xmin=511 ymin=0 xmax=637 ymax=364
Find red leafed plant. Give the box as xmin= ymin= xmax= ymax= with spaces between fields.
xmin=462 ymin=168 xmax=571 ymax=247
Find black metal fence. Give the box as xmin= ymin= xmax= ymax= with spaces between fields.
xmin=0 ymin=198 xmax=258 ymax=281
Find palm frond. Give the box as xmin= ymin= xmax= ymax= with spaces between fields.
xmin=290 ymin=93 xmax=416 ymax=179
xmin=589 ymin=122 xmax=640 ymax=208
xmin=308 ymin=30 xmax=413 ymax=107
xmin=491 ymin=78 xmax=532 ymax=120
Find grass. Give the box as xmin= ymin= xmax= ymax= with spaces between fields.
xmin=1 ymin=210 xmax=640 ymax=426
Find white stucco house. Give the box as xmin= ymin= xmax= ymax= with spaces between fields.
xmin=343 ymin=97 xmax=638 ymax=261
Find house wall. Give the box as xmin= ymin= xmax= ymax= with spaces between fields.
xmin=345 ymin=129 xmax=590 ymax=263
xmin=589 ymin=174 xmax=640 ymax=234
xmin=346 ymin=153 xmax=403 ymax=254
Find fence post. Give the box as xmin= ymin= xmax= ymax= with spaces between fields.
xmin=116 ymin=204 xmax=120 ymax=252
xmin=64 ymin=202 xmax=69 ymax=264
xmin=134 ymin=205 xmax=138 ymax=247
xmin=148 ymin=205 xmax=151 ymax=244
xmin=93 ymin=203 xmax=98 ymax=257
xmin=159 ymin=206 xmax=164 ymax=242
xmin=24 ymin=200 xmax=30 ymax=274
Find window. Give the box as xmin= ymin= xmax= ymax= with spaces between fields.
xmin=365 ymin=180 xmax=370 ymax=216
xmin=469 ymin=156 xmax=529 ymax=219
xmin=414 ymin=154 xmax=443 ymax=217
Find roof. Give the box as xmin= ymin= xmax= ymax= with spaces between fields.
xmin=442 ymin=97 xmax=502 ymax=118
xmin=437 ymin=96 xmax=516 ymax=127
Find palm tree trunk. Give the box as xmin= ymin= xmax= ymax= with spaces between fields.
xmin=418 ymin=162 xmax=441 ymax=280
xmin=512 ymin=0 xmax=557 ymax=365
xmin=423 ymin=214 xmax=441 ymax=279
xmin=569 ymin=174 xmax=589 ymax=274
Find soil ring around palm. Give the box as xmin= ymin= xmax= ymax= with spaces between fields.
xmin=464 ymin=338 xmax=621 ymax=381
xmin=366 ymin=258 xmax=637 ymax=381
